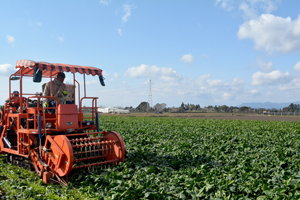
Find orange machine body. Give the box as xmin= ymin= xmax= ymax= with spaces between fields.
xmin=0 ymin=60 xmax=125 ymax=185
xmin=57 ymin=104 xmax=79 ymax=130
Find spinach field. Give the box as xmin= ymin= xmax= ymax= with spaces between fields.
xmin=1 ymin=116 xmax=300 ymax=199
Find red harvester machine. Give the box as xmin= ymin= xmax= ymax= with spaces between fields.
xmin=0 ymin=60 xmax=125 ymax=185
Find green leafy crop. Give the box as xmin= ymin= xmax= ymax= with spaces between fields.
xmin=1 ymin=116 xmax=300 ymax=199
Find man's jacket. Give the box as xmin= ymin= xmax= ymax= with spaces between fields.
xmin=43 ymin=78 xmax=67 ymax=105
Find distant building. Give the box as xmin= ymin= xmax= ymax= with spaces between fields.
xmin=98 ymin=107 xmax=130 ymax=114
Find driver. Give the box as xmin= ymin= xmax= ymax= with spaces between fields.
xmin=43 ymin=72 xmax=68 ymax=108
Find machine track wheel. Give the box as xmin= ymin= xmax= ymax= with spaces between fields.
xmin=6 ymin=154 xmax=13 ymax=164
xmin=31 ymin=135 xmax=74 ymax=184
xmin=51 ymin=135 xmax=74 ymax=176
xmin=103 ymin=131 xmax=125 ymax=163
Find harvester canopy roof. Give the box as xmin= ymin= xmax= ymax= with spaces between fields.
xmin=15 ymin=59 xmax=102 ymax=77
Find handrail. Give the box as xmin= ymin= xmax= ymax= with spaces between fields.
xmin=80 ymin=97 xmax=98 ymax=128
xmin=75 ymin=80 xmax=80 ymax=109
xmin=26 ymin=96 xmax=58 ymax=130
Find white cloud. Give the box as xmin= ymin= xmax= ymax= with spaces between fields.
xmin=247 ymin=0 xmax=277 ymax=14
xmin=208 ymin=79 xmax=225 ymax=88
xmin=180 ymin=54 xmax=194 ymax=64
xmin=250 ymin=89 xmax=259 ymax=95
xmin=239 ymin=2 xmax=257 ymax=19
xmin=216 ymin=0 xmax=277 ymax=17
xmin=231 ymin=77 xmax=245 ymax=86
xmin=201 ymin=54 xmax=210 ymax=58
xmin=122 ymin=4 xmax=132 ymax=23
xmin=102 ymin=71 xmax=109 ymax=77
xmin=217 ymin=1 xmax=295 ymax=55
xmin=58 ymin=36 xmax=64 ymax=42
xmin=113 ymin=73 xmax=119 ymax=78
xmin=6 ymin=35 xmax=15 ymax=46
xmin=223 ymin=92 xmax=232 ymax=100
xmin=29 ymin=21 xmax=42 ymax=30
xmin=239 ymin=0 xmax=277 ymax=19
xmin=215 ymin=0 xmax=234 ymax=11
xmin=238 ymin=14 xmax=300 ymax=54
xmin=279 ymin=77 xmax=300 ymax=91
xmin=125 ymin=64 xmax=246 ymax=103
xmin=195 ymin=74 xmax=211 ymax=85
xmin=293 ymin=62 xmax=300 ymax=71
xmin=143 ymin=80 xmax=150 ymax=85
xmin=78 ymin=79 xmax=98 ymax=86
xmin=117 ymin=29 xmax=122 ymax=36
xmin=256 ymin=57 xmax=274 ymax=72
xmin=125 ymin=64 xmax=148 ymax=78
xmin=122 ymin=64 xmax=300 ymax=105
xmin=0 ymin=64 xmax=16 ymax=76
xmin=86 ymin=80 xmax=98 ymax=85
xmin=124 ymin=64 xmax=177 ymax=78
xmin=251 ymin=70 xmax=291 ymax=86
xmin=63 ymin=78 xmax=71 ymax=84
xmin=99 ymin=0 xmax=111 ymax=5
xmin=101 ymin=71 xmax=114 ymax=82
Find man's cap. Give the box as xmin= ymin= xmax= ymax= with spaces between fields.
xmin=57 ymin=72 xmax=65 ymax=79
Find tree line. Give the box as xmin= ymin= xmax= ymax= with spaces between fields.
xmin=124 ymin=102 xmax=300 ymax=113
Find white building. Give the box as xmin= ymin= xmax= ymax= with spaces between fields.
xmin=98 ymin=107 xmax=130 ymax=114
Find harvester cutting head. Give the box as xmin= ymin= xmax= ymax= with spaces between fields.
xmin=0 ymin=60 xmax=125 ymax=185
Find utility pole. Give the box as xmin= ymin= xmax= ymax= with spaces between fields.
xmin=147 ymin=79 xmax=152 ymax=113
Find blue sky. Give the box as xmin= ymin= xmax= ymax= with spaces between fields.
xmin=1 ymin=0 xmax=300 ymax=108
